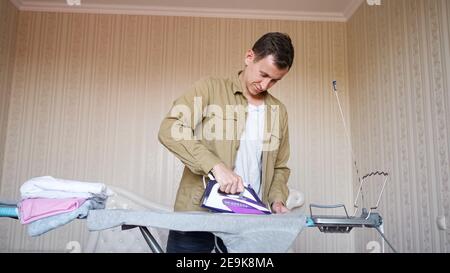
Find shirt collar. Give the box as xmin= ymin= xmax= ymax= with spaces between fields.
xmin=232 ymin=70 xmax=244 ymax=94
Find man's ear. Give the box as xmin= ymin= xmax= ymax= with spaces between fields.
xmin=244 ymin=49 xmax=255 ymax=66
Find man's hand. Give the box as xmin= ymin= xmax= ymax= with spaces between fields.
xmin=271 ymin=201 xmax=289 ymax=214
xmin=211 ymin=163 xmax=245 ymax=194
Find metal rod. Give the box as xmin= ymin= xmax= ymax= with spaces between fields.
xmin=332 ymin=81 xmax=355 ymax=164
xmin=374 ymin=226 xmax=397 ymax=253
xmin=139 ymin=226 xmax=164 ymax=253
xmin=332 ymin=80 xmax=363 ymax=215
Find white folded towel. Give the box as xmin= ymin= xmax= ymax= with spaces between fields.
xmin=20 ymin=176 xmax=114 ymax=199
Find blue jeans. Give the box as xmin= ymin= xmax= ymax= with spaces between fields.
xmin=166 ymin=230 xmax=228 ymax=253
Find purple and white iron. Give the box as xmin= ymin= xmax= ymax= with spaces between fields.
xmin=201 ymin=175 xmax=271 ymax=215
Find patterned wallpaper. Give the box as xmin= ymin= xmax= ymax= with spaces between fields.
xmin=4 ymin=0 xmax=448 ymax=253
xmin=0 ymin=0 xmax=18 ymax=194
xmin=348 ymin=0 xmax=450 ymax=252
xmin=0 ymin=8 xmax=353 ymax=252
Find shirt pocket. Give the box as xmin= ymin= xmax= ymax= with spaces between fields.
xmin=203 ymin=110 xmax=240 ymax=141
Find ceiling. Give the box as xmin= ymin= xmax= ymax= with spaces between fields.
xmin=10 ymin=0 xmax=365 ymax=22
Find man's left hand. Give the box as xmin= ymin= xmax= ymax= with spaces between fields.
xmin=271 ymin=201 xmax=289 ymax=214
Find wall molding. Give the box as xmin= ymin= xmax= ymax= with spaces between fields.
xmin=8 ymin=0 xmax=21 ymax=9
xmin=9 ymin=0 xmax=364 ymax=22
xmin=343 ymin=0 xmax=365 ymax=19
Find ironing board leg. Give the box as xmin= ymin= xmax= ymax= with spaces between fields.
xmin=138 ymin=226 xmax=164 ymax=253
xmin=121 ymin=225 xmax=164 ymax=253
xmin=374 ymin=226 xmax=397 ymax=253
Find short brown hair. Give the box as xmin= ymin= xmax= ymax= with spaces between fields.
xmin=252 ymin=32 xmax=295 ymax=69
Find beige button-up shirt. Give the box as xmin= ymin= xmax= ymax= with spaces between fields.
xmin=158 ymin=72 xmax=291 ymax=212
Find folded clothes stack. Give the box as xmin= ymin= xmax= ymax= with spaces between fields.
xmin=17 ymin=176 xmax=113 ymax=236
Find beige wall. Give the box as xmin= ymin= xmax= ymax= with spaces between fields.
xmin=348 ymin=0 xmax=450 ymax=252
xmin=5 ymin=0 xmax=448 ymax=253
xmin=0 ymin=0 xmax=18 ymax=194
xmin=0 ymin=9 xmax=353 ymax=252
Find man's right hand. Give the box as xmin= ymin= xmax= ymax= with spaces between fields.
xmin=211 ymin=163 xmax=245 ymax=194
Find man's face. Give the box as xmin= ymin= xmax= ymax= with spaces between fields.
xmin=243 ymin=50 xmax=289 ymax=97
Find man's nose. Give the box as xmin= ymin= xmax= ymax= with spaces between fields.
xmin=261 ymin=79 xmax=271 ymax=91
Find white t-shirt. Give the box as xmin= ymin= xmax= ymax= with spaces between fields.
xmin=234 ymin=104 xmax=265 ymax=197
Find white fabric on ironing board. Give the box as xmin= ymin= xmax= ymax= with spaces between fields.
xmin=87 ymin=209 xmax=306 ymax=253
xmin=20 ymin=176 xmax=113 ymax=199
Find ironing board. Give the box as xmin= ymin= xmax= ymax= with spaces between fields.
xmin=86 ymin=209 xmax=307 ymax=253
xmin=2 ymin=174 xmax=396 ymax=253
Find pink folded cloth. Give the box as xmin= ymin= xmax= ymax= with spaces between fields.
xmin=18 ymin=197 xmax=86 ymax=224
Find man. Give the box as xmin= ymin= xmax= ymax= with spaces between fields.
xmin=158 ymin=32 xmax=294 ymax=253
